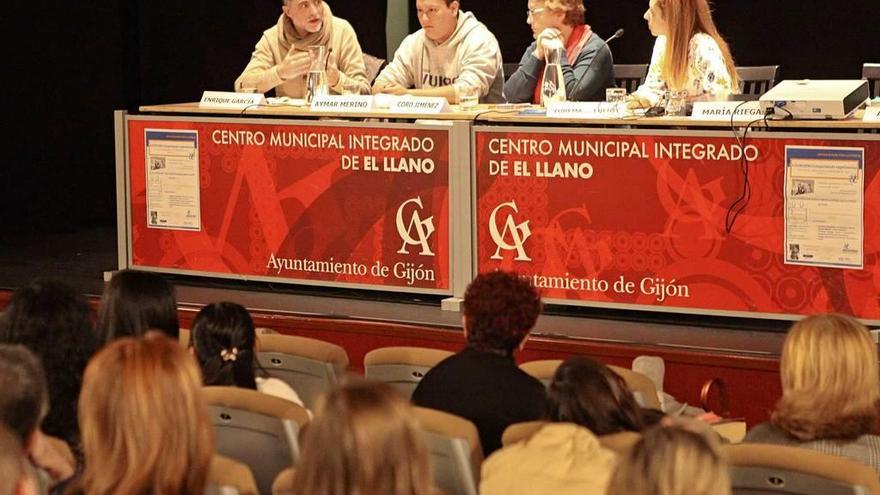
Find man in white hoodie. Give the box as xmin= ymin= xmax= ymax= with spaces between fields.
xmin=372 ymin=0 xmax=504 ymax=103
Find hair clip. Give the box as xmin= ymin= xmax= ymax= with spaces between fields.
xmin=220 ymin=347 xmax=239 ymax=362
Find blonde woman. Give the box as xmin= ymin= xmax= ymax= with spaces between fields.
xmin=291 ymin=381 xmax=433 ymax=495
xmin=606 ymin=424 xmax=730 ymax=495
xmin=629 ymin=0 xmax=739 ymax=108
xmin=504 ymin=0 xmax=615 ymax=103
xmin=745 ymin=313 xmax=880 ymax=473
xmin=66 ymin=332 xmax=214 ymax=495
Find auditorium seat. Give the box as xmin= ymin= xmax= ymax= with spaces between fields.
xmin=502 ymin=421 xmax=641 ymax=454
xmin=364 ymin=53 xmax=387 ymax=84
xmin=727 ymin=443 xmax=880 ymax=495
xmin=519 ymin=359 xmax=662 ymax=410
xmin=736 ymin=65 xmax=780 ymax=96
xmin=363 ymin=346 xmax=453 ymax=399
xmin=256 ymin=333 xmax=349 ymax=408
xmin=272 ymin=467 xmax=295 ymax=495
xmin=179 ymin=328 xmax=190 ymax=347
xmin=863 ymin=63 xmax=880 ymax=98
xmin=208 ymin=455 xmax=259 ymax=495
xmin=413 ymin=406 xmax=484 ymax=495
xmin=613 ymin=64 xmax=649 ymax=93
xmin=203 ymin=386 xmax=310 ymax=495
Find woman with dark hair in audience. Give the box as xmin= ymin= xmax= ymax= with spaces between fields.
xmin=480 ymin=357 xmax=648 ymax=494
xmin=190 ymin=301 xmax=304 ymax=406
xmin=95 ymin=269 xmax=179 ymax=344
xmin=0 ymin=278 xmax=97 ymax=458
xmin=67 ymin=332 xmax=214 ymax=495
xmin=745 ymin=313 xmax=880 ymax=473
xmin=290 ymin=380 xmax=433 ymax=495
xmin=606 ymin=423 xmax=730 ymax=495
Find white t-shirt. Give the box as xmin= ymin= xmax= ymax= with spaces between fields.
xmin=256 ymin=376 xmax=305 ymax=408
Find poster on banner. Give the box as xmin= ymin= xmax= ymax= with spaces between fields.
xmin=474 ymin=128 xmax=880 ymax=319
xmin=128 ymin=120 xmax=451 ymax=292
xmin=144 ymin=129 xmax=201 ymax=230
xmin=784 ymin=146 xmax=864 ymax=269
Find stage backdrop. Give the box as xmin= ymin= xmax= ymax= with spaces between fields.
xmin=126 ymin=117 xmax=451 ymax=293
xmin=474 ymin=127 xmax=880 ymax=321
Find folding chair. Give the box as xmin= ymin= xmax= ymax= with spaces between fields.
xmin=363 ymin=346 xmax=453 ymax=399
xmin=614 ymin=64 xmax=649 ymax=93
xmin=413 ymin=406 xmax=484 ymax=495
xmin=256 ymin=333 xmax=349 ymax=408
xmin=736 ymin=65 xmax=780 ymax=96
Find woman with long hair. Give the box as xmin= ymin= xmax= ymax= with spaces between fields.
xmin=629 ymin=0 xmax=739 ymax=108
xmin=68 ymin=332 xmax=214 ymax=495
xmin=95 ymin=269 xmax=179 ymax=344
xmin=606 ymin=424 xmax=730 ymax=495
xmin=745 ymin=313 xmax=880 ymax=472
xmin=190 ymin=302 xmax=303 ymax=406
xmin=481 ymin=357 xmax=648 ymax=495
xmin=291 ymin=381 xmax=433 ymax=495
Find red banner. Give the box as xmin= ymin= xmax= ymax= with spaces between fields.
xmin=128 ymin=119 xmax=450 ymax=292
xmin=475 ymin=128 xmax=880 ymax=319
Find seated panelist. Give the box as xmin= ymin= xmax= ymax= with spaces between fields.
xmin=234 ymin=0 xmax=370 ymax=96
xmin=372 ymin=0 xmax=505 ymax=104
xmin=629 ymin=0 xmax=739 ymax=109
xmin=504 ymin=0 xmax=615 ymax=103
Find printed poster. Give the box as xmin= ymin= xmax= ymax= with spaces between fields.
xmin=145 ymin=129 xmax=201 ymax=230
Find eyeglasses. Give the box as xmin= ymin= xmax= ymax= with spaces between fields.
xmin=417 ymin=7 xmax=441 ymax=18
xmin=526 ymin=7 xmax=548 ymax=18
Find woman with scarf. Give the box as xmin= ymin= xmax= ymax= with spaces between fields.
xmin=504 ymin=0 xmax=615 ymax=103
xmin=235 ymin=0 xmax=370 ymax=96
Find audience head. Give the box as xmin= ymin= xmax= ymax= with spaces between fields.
xmin=642 ymin=0 xmax=738 ymax=90
xmin=0 ymin=278 xmax=95 ymax=450
xmin=292 ymin=381 xmax=433 ymax=495
xmin=0 ymin=345 xmax=48 ymax=444
xmin=76 ymin=332 xmax=213 ymax=495
xmin=96 ymin=269 xmax=179 ymax=344
xmin=606 ymin=424 xmax=730 ymax=495
xmin=416 ymin=0 xmax=460 ymax=43
xmin=463 ymin=271 xmax=541 ymax=356
xmin=527 ymin=0 xmax=585 ymax=34
xmin=545 ymin=357 xmax=645 ymax=435
xmin=0 ymin=425 xmax=38 ymax=495
xmin=190 ymin=301 xmax=259 ymax=390
xmin=773 ymin=313 xmax=879 ymax=440
xmin=282 ymin=0 xmax=325 ymax=37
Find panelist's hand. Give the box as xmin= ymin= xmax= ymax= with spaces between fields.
xmin=372 ymin=81 xmax=409 ymax=96
xmin=626 ymin=95 xmax=652 ymax=110
xmin=277 ymin=51 xmax=311 ymax=81
xmin=533 ymin=28 xmax=563 ymax=60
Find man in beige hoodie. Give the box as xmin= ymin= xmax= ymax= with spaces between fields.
xmin=235 ymin=0 xmax=370 ymax=97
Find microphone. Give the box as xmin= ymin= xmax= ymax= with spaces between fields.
xmin=570 ymin=28 xmax=624 ymax=99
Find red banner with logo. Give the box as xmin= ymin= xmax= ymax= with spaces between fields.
xmin=127 ymin=119 xmax=450 ymax=292
xmin=474 ymin=127 xmax=880 ymax=319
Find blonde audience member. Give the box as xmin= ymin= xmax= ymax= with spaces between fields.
xmin=745 ymin=313 xmax=880 ymax=472
xmin=480 ymin=357 xmax=636 ymax=495
xmin=606 ymin=424 xmax=730 ymax=495
xmin=291 ymin=381 xmax=433 ymax=495
xmin=190 ymin=302 xmax=304 ymax=406
xmin=67 ymin=333 xmax=213 ymax=495
xmin=0 ymin=424 xmax=39 ymax=495
xmin=629 ymin=0 xmax=739 ymax=108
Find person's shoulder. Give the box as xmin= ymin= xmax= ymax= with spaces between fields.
xmin=256 ymin=376 xmax=304 ymax=406
xmin=690 ymin=32 xmax=721 ymax=51
xmin=331 ymin=15 xmax=356 ymax=34
xmin=744 ymin=422 xmax=790 ymax=443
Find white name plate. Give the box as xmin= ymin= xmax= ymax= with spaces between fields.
xmin=389 ymin=96 xmax=450 ymax=114
xmin=199 ymin=91 xmax=266 ymax=110
xmin=310 ymin=95 xmax=374 ymax=113
xmin=546 ymin=101 xmax=624 ymax=119
xmin=864 ymin=106 xmax=880 ymax=122
xmin=692 ymin=101 xmax=763 ymax=121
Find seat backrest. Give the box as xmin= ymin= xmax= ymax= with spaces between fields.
xmin=208 ymin=455 xmax=259 ymax=495
xmin=863 ymin=63 xmax=880 ymax=98
xmin=413 ymin=406 xmax=483 ymax=495
xmin=614 ymin=64 xmax=649 ymax=94
xmin=363 ymin=346 xmax=453 ymax=399
xmin=607 ymin=365 xmax=662 ymax=410
xmin=726 ymin=443 xmax=880 ymax=495
xmin=179 ymin=327 xmax=191 ymax=347
xmin=501 ymin=420 xmax=547 ymax=446
xmin=502 ymin=62 xmax=519 ymax=81
xmin=363 ymin=53 xmax=387 ymax=83
xmin=256 ymin=333 xmax=349 ymax=408
xmin=272 ymin=467 xmax=295 ymax=495
xmin=518 ymin=359 xmax=561 ymax=387
xmin=736 ymin=65 xmax=780 ymax=96
xmin=203 ymin=386 xmax=309 ymax=495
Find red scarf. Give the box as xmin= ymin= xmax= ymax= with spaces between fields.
xmin=533 ymin=24 xmax=593 ymax=104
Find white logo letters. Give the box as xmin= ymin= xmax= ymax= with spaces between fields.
xmin=489 ymin=201 xmax=532 ymax=261
xmin=396 ymin=197 xmax=435 ymax=256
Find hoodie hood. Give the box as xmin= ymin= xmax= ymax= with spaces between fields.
xmin=425 ymin=10 xmax=481 ymax=49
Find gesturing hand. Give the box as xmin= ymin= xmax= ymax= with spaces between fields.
xmin=278 ymin=50 xmax=311 ymax=81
